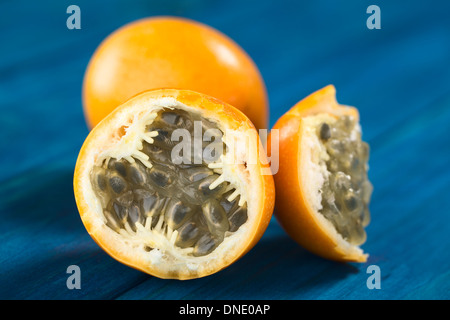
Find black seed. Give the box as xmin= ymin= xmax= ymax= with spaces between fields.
xmin=115 ymin=162 xmax=127 ymax=177
xmin=181 ymin=119 xmax=194 ymax=131
xmin=166 ymin=201 xmax=193 ymax=229
xmin=145 ymin=143 xmax=171 ymax=164
xmin=152 ymin=197 xmax=169 ymax=227
xmin=202 ymin=142 xmax=223 ymax=163
xmin=128 ymin=205 xmax=141 ymax=225
xmin=202 ymin=199 xmax=229 ymax=233
xmin=154 ymin=128 xmax=169 ymax=140
xmin=344 ymin=194 xmax=358 ymax=211
xmin=185 ymin=167 xmax=213 ymax=182
xmin=176 ymin=222 xmax=200 ymax=247
xmin=134 ymin=189 xmax=159 ymax=215
xmin=220 ymin=195 xmax=238 ymax=215
xmin=319 ymin=123 xmax=331 ymax=141
xmin=109 ymin=175 xmax=126 ymax=194
xmin=198 ymin=174 xmax=224 ymax=196
xmin=161 ymin=111 xmax=181 ymax=126
xmin=152 ymin=128 xmax=177 ymax=149
xmin=228 ymin=206 xmax=248 ymax=232
xmin=104 ymin=210 xmax=121 ymax=231
xmin=112 ymin=202 xmax=127 ymax=223
xmin=108 ymin=159 xmax=127 ymax=177
xmin=128 ymin=163 xmax=146 ymax=185
xmin=149 ymin=167 xmax=172 ymax=187
xmin=193 ymin=234 xmax=216 ymax=256
xmin=116 ymin=190 xmax=133 ymax=207
xmin=97 ymin=174 xmax=107 ymax=191
xmin=144 ymin=142 xmax=162 ymax=154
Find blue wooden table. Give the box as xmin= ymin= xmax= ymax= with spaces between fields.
xmin=1 ymin=0 xmax=449 ymax=300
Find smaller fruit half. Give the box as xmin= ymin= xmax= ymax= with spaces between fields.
xmin=270 ymin=85 xmax=372 ymax=262
xmin=74 ymin=89 xmax=274 ymax=279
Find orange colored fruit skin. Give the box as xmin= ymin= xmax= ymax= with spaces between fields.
xmin=83 ymin=16 xmax=268 ymax=131
xmin=74 ymin=89 xmax=275 ymax=279
xmin=269 ymin=85 xmax=366 ymax=263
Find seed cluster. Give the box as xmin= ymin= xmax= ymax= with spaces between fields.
xmin=91 ymin=109 xmax=248 ymax=256
xmin=318 ymin=116 xmax=372 ymax=245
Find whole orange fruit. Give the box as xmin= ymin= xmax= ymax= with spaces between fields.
xmin=82 ymin=16 xmax=268 ymax=130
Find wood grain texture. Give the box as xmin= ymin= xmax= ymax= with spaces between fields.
xmin=0 ymin=0 xmax=449 ymax=299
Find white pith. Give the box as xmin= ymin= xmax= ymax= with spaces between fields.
xmin=300 ymin=113 xmax=367 ymax=258
xmin=80 ymin=96 xmax=262 ymax=273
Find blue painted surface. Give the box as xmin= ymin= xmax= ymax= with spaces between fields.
xmin=0 ymin=0 xmax=449 ymax=299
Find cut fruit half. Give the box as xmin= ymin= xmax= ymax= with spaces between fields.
xmin=82 ymin=16 xmax=269 ymax=131
xmin=269 ymin=85 xmax=372 ymax=262
xmin=74 ymin=89 xmax=275 ymax=279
